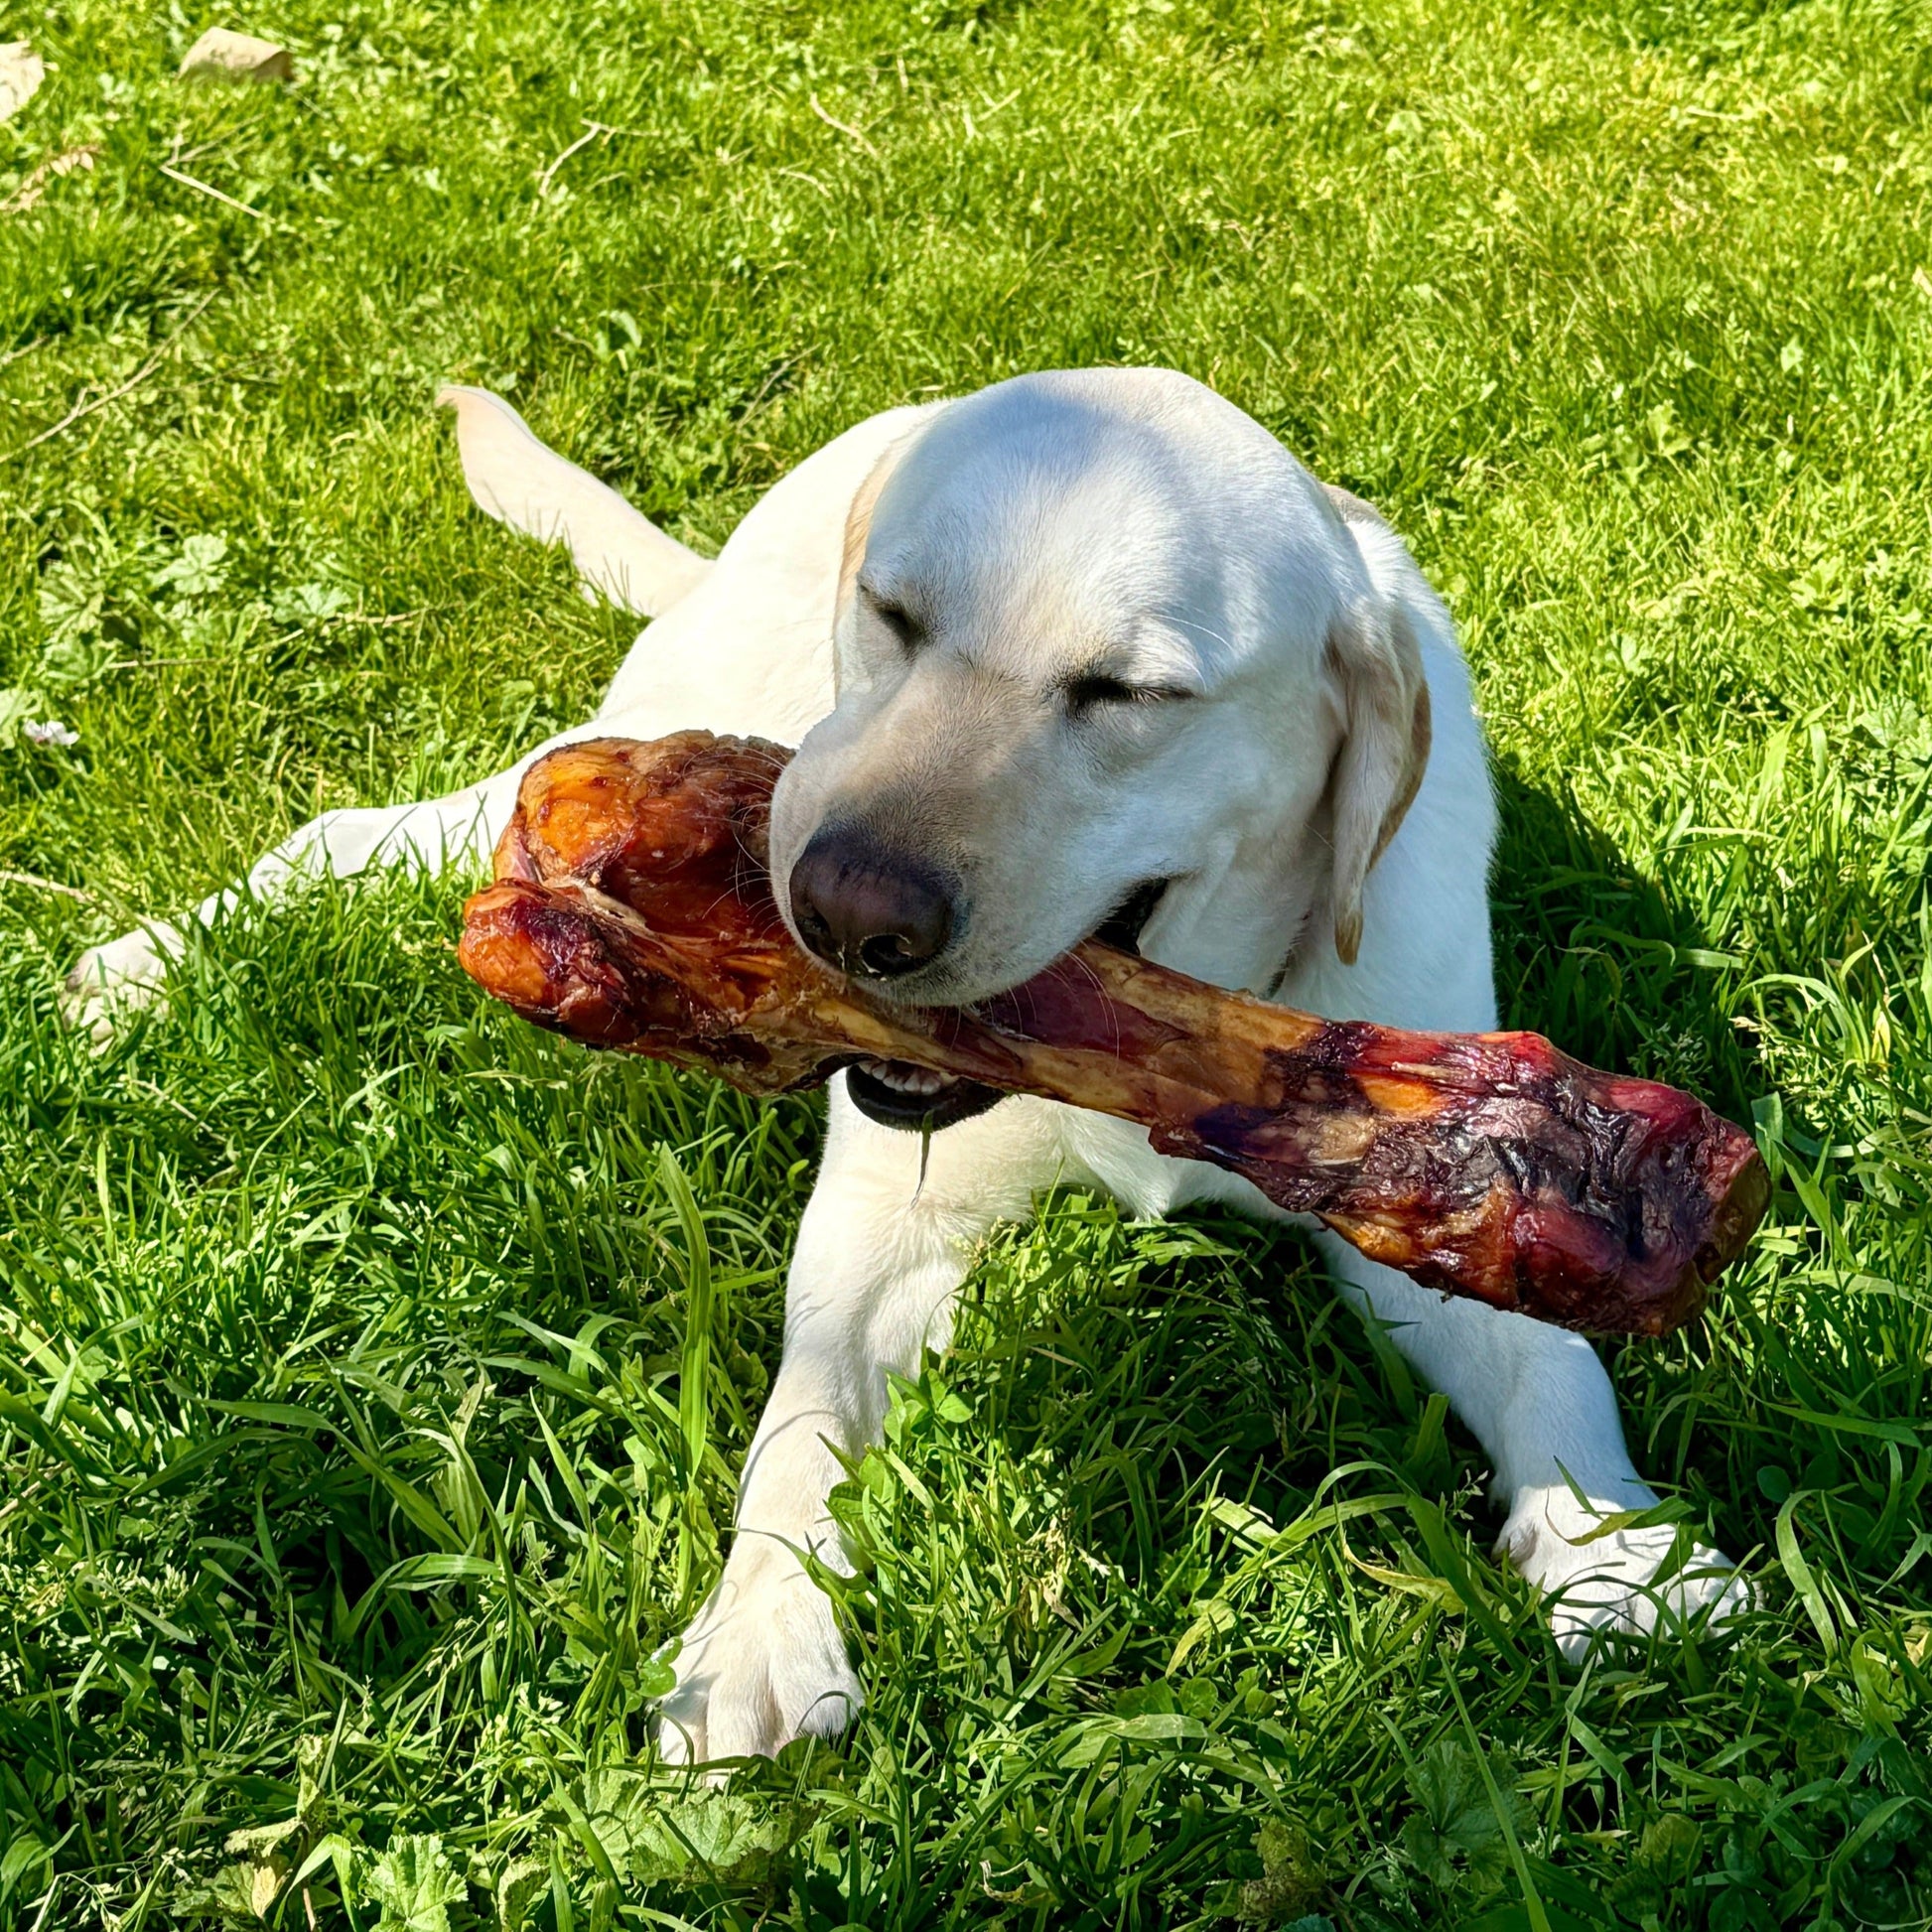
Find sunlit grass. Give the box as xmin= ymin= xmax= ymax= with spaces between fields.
xmin=3 ymin=0 xmax=1930 ymax=1925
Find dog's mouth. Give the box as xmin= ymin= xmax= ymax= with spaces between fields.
xmin=843 ymin=879 xmax=1171 ymax=1134
xmin=1091 ymin=877 xmax=1171 ymax=954
xmin=845 ymin=1057 xmax=1009 ymax=1130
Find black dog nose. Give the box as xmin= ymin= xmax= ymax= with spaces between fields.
xmin=788 ymin=827 xmax=956 ymax=979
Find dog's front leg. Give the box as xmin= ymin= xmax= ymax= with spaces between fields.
xmin=64 ymin=785 xmax=502 ymax=1037
xmin=656 ymin=1092 xmax=1061 ymax=1765
xmin=1316 ymin=1232 xmax=1751 ymax=1655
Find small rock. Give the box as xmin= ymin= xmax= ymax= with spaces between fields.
xmin=0 ymin=40 xmax=45 ymax=121
xmin=178 ymin=28 xmax=293 ymax=84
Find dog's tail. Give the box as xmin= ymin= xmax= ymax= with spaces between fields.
xmin=438 ymin=385 xmax=711 ymax=619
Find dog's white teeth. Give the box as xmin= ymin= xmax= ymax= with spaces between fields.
xmin=859 ymin=1057 xmax=948 ymax=1097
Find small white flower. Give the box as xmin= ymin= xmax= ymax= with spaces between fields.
xmin=23 ymin=718 xmax=78 ymax=748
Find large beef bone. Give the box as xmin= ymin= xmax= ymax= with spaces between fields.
xmin=458 ymin=732 xmax=1767 ymax=1335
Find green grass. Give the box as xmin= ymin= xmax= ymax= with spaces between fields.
xmin=3 ymin=0 xmax=1931 ymax=1924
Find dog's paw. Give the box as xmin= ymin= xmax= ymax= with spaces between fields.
xmin=656 ymin=1545 xmax=863 ymax=1768
xmin=63 ymin=923 xmax=184 ymax=1042
xmin=1499 ymin=1482 xmax=1752 ymax=1660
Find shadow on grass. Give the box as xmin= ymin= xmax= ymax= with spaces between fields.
xmin=1489 ymin=752 xmax=1763 ymax=1122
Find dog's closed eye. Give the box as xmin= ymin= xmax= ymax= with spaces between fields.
xmin=862 ymin=588 xmax=923 ymax=652
xmin=1061 ymin=672 xmax=1193 ymax=718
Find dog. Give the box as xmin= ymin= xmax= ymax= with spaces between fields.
xmin=69 ymin=367 xmax=1749 ymax=1762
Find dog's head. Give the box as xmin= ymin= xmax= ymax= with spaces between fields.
xmin=767 ymin=369 xmax=1430 ymax=1122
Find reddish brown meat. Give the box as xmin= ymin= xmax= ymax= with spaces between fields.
xmin=459 ymin=732 xmax=1767 ymax=1335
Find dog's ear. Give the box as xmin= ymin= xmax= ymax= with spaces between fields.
xmin=1325 ymin=594 xmax=1432 ymax=966
xmin=835 ymin=427 xmax=920 ymax=632
xmin=437 ymin=385 xmax=710 ymax=618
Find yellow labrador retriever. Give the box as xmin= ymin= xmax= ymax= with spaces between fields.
xmin=70 ymin=368 xmax=1747 ymax=1761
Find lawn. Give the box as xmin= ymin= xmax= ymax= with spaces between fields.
xmin=3 ymin=0 xmax=1931 ymax=1924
